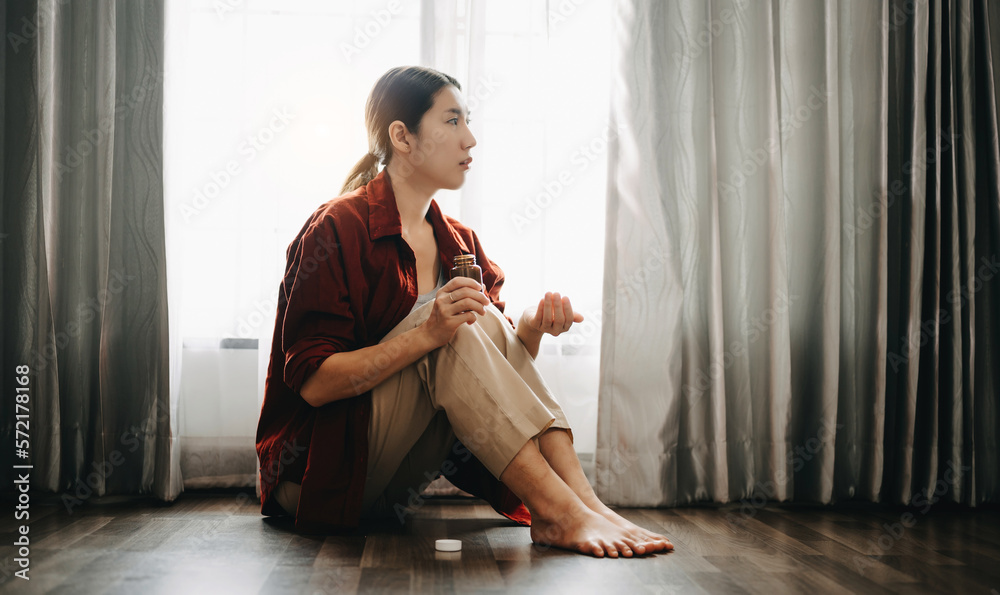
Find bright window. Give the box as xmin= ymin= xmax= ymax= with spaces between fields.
xmin=165 ymin=0 xmax=611 ymax=460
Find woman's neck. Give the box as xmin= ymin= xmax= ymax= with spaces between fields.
xmin=385 ymin=163 xmax=434 ymax=232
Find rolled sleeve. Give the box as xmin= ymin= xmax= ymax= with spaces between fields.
xmin=281 ymin=220 xmax=357 ymax=394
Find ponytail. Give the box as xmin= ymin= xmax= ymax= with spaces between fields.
xmin=341 ymin=152 xmax=381 ymax=194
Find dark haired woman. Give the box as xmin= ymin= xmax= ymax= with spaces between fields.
xmin=255 ymin=66 xmax=673 ymax=558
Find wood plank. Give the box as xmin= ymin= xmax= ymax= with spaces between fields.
xmin=793 ymin=550 xmax=898 ymax=595
xmin=702 ymin=556 xmax=840 ymax=595
xmin=357 ymin=567 xmax=411 ymax=592
xmin=877 ymin=554 xmax=1000 ymax=593
xmin=485 ymin=526 xmax=534 ymax=561
xmin=447 ymin=530 xmax=505 ymax=591
xmin=314 ymin=535 xmax=366 ymax=568
xmin=623 ymin=555 xmax=708 ymax=594
xmin=7 ymin=493 xmax=1000 ymax=593
xmin=800 ymin=538 xmax=919 ymax=585
xmin=33 ymin=515 xmax=114 ymax=549
xmin=259 ymin=564 xmax=362 ymax=594
xmin=933 ymin=548 xmax=1000 ymax=580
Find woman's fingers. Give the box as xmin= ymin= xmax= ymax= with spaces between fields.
xmin=562 ymin=295 xmax=584 ymax=325
xmin=442 ymin=276 xmax=485 ymax=294
xmin=532 ymin=297 xmax=545 ymax=328
xmin=542 ymin=292 xmax=554 ymax=330
xmin=439 ymin=286 xmax=488 ymax=318
xmin=439 ymin=281 xmax=488 ymax=305
xmin=529 ymin=292 xmax=584 ymax=336
xmin=551 ymin=292 xmax=566 ymax=330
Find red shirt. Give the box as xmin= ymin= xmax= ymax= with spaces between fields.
xmin=255 ymin=167 xmax=531 ymax=533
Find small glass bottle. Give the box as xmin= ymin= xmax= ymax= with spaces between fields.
xmin=450 ymin=254 xmax=483 ymax=284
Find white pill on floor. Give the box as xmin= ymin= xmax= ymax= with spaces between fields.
xmin=435 ymin=539 xmax=462 ymax=552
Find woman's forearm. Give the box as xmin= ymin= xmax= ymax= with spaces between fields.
xmin=299 ymin=326 xmax=437 ymax=407
xmin=515 ymin=310 xmax=544 ymax=359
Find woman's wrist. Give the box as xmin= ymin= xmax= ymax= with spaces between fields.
xmin=516 ymin=309 xmax=544 ymax=358
xmin=517 ymin=309 xmax=542 ymax=336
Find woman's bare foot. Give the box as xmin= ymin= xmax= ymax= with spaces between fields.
xmin=578 ymin=494 xmax=674 ymax=553
xmin=529 ymin=505 xmax=647 ymax=558
xmin=499 ymin=436 xmax=661 ymax=558
xmin=534 ymin=429 xmax=674 ymax=553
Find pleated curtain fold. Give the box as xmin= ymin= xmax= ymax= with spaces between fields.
xmin=598 ymin=0 xmax=998 ymax=507
xmin=0 ymin=0 xmax=179 ymax=502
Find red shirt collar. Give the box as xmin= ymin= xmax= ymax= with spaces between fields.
xmin=365 ymin=167 xmax=473 ymax=255
xmin=366 ymin=168 xmax=402 ymax=241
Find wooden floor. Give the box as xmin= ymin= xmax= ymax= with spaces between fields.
xmin=1 ymin=491 xmax=999 ymax=594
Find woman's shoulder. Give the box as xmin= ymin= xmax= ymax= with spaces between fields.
xmin=297 ymin=190 xmax=371 ymax=241
xmin=440 ymin=213 xmax=469 ymax=235
xmin=318 ymin=189 xmax=371 ymax=226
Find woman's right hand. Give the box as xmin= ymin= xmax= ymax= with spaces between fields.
xmin=419 ymin=277 xmax=490 ymax=349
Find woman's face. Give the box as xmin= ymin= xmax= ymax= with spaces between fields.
xmin=394 ymin=85 xmax=476 ymax=191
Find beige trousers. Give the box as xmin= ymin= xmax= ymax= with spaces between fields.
xmin=273 ymin=301 xmax=572 ymax=520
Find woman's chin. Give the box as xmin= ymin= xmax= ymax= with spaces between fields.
xmin=448 ymin=175 xmax=468 ymax=190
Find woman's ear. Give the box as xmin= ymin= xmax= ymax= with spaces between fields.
xmin=387 ymin=120 xmax=411 ymax=155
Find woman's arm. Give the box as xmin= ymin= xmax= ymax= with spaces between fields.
xmin=300 ymin=325 xmax=437 ymax=407
xmin=516 ymin=292 xmax=584 ymax=360
xmin=299 ymin=276 xmax=490 ymax=407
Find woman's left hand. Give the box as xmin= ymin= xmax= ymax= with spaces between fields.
xmin=522 ymin=292 xmax=584 ymax=337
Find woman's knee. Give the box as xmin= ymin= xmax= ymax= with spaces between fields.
xmin=449 ymin=307 xmax=508 ymax=348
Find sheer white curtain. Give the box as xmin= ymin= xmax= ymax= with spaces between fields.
xmin=164 ymin=0 xmax=612 ymax=489
xmin=419 ymin=0 xmax=615 ymax=464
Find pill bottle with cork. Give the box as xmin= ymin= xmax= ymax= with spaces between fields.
xmin=450 ymin=254 xmax=482 ymax=285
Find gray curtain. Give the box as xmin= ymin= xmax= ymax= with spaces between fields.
xmin=598 ymin=0 xmax=999 ymax=507
xmin=1 ymin=0 xmax=179 ymax=501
